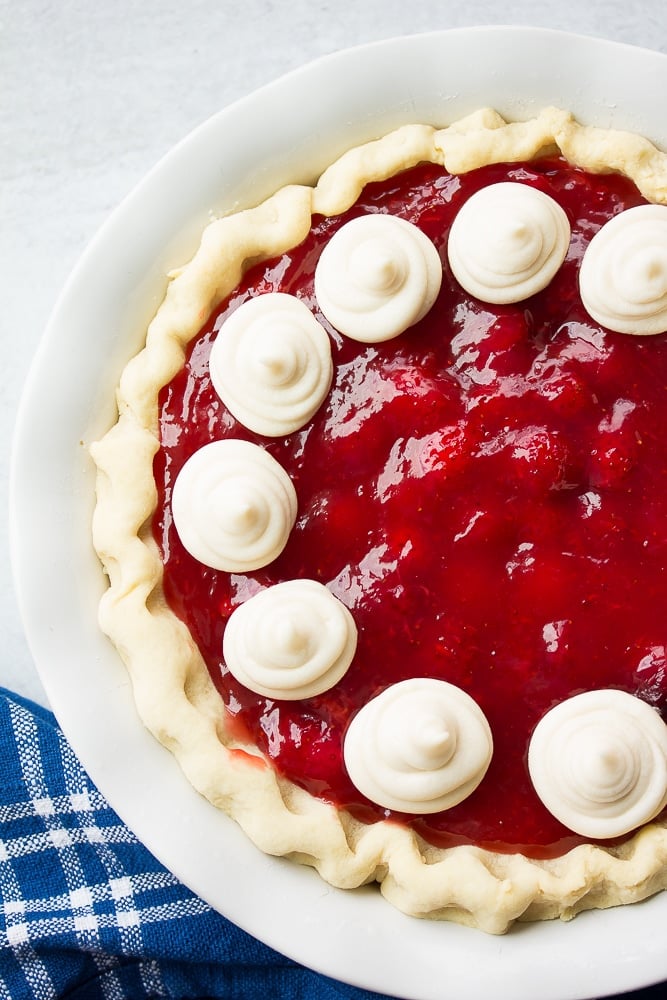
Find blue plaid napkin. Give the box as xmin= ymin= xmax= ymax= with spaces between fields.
xmin=0 ymin=687 xmax=387 ymax=1000
xmin=1 ymin=686 xmax=666 ymax=1000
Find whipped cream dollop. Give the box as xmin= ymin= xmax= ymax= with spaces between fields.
xmin=209 ymin=293 xmax=334 ymax=436
xmin=343 ymin=678 xmax=493 ymax=813
xmin=313 ymin=214 xmax=442 ymax=342
xmin=447 ymin=181 xmax=571 ymax=304
xmin=528 ymin=689 xmax=667 ymax=839
xmin=222 ymin=579 xmax=357 ymax=700
xmin=171 ymin=439 xmax=297 ymax=572
xmin=579 ymin=204 xmax=667 ymax=335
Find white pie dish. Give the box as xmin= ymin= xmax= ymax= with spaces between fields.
xmin=10 ymin=25 xmax=667 ymax=1000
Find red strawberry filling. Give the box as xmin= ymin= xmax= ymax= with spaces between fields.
xmin=154 ymin=157 xmax=667 ymax=859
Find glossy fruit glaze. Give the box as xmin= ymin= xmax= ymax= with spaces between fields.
xmin=154 ymin=157 xmax=667 ymax=859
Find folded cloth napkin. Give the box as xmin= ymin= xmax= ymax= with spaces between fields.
xmin=0 ymin=688 xmax=386 ymax=1000
xmin=1 ymin=688 xmax=666 ymax=1000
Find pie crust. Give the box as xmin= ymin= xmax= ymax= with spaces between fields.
xmin=91 ymin=107 xmax=667 ymax=934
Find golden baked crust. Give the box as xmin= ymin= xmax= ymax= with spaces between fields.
xmin=91 ymin=107 xmax=667 ymax=934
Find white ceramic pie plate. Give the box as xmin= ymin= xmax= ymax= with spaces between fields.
xmin=10 ymin=26 xmax=667 ymax=1000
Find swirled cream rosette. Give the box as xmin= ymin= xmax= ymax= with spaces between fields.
xmin=528 ymin=689 xmax=667 ymax=839
xmin=314 ymin=214 xmax=442 ymax=342
xmin=579 ymin=204 xmax=667 ymax=335
xmin=447 ymin=181 xmax=571 ymax=303
xmin=223 ymin=579 xmax=357 ymax=700
xmin=343 ymin=678 xmax=493 ymax=813
xmin=171 ymin=439 xmax=297 ymax=572
xmin=209 ymin=292 xmax=333 ymax=436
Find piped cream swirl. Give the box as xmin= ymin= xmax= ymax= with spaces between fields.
xmin=343 ymin=678 xmax=493 ymax=813
xmin=209 ymin=293 xmax=333 ymax=436
xmin=171 ymin=439 xmax=297 ymax=572
xmin=528 ymin=689 xmax=667 ymax=839
xmin=579 ymin=204 xmax=667 ymax=334
xmin=314 ymin=214 xmax=442 ymax=342
xmin=447 ymin=181 xmax=571 ymax=303
xmin=222 ymin=579 xmax=357 ymax=699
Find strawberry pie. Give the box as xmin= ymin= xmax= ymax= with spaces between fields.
xmin=91 ymin=107 xmax=667 ymax=933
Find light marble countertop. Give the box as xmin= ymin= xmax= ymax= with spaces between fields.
xmin=2 ymin=0 xmax=666 ymax=712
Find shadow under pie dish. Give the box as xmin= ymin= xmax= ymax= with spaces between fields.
xmin=90 ymin=105 xmax=667 ymax=935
